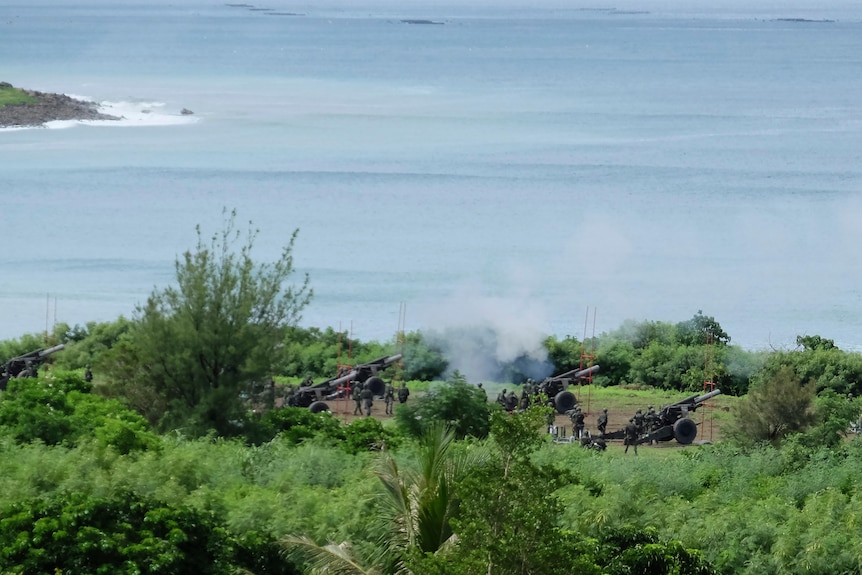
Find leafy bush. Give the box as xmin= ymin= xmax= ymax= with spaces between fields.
xmin=394 ymin=371 xmax=494 ymax=439
xmin=0 ymin=372 xmax=159 ymax=453
xmin=0 ymin=492 xmax=236 ymax=575
xmin=342 ymin=416 xmax=401 ymax=454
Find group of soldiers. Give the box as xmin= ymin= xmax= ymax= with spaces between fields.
xmin=496 ymin=378 xmax=566 ymax=413
xmin=351 ymin=380 xmax=409 ymax=417
xmin=624 ymin=405 xmax=659 ymax=454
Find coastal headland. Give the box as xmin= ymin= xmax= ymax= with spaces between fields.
xmin=0 ymin=82 xmax=119 ymax=128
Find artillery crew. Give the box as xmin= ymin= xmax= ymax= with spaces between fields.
xmin=506 ymin=391 xmax=518 ymax=412
xmin=624 ymin=422 xmax=639 ymax=455
xmin=645 ymin=405 xmax=658 ymax=433
xmin=631 ymin=409 xmax=645 ymax=435
xmin=384 ymin=383 xmax=395 ymax=414
xmin=566 ymin=406 xmax=585 ymax=438
xmin=518 ymin=391 xmax=531 ymax=412
xmin=398 ymin=384 xmax=410 ymax=404
xmin=352 ymin=382 xmax=363 ymax=415
xmin=597 ymin=408 xmax=608 ymax=436
xmin=496 ymin=388 xmax=508 ymax=407
xmin=360 ymin=385 xmax=374 ymax=416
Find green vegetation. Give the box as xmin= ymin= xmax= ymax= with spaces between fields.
xmin=0 ymin=84 xmax=37 ymax=107
xmin=4 ymin=212 xmax=862 ymax=573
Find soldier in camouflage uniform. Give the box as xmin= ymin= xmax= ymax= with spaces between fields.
xmin=597 ymin=408 xmax=608 ymax=436
xmin=352 ymin=382 xmax=363 ymax=415
xmin=384 ymin=382 xmax=395 ymax=414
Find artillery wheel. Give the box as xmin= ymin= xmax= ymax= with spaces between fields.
xmin=365 ymin=376 xmax=386 ymax=397
xmin=673 ymin=418 xmax=698 ymax=445
xmin=554 ymin=391 xmax=577 ymax=414
xmin=308 ymin=401 xmax=330 ymax=414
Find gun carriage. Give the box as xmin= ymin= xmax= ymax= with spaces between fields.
xmin=536 ymin=364 xmax=600 ymax=414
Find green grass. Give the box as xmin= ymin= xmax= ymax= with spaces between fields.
xmin=0 ymin=86 xmax=37 ymax=107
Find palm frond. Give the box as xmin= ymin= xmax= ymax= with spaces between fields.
xmin=282 ymin=534 xmax=379 ymax=575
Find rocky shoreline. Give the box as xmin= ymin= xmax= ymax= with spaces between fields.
xmin=0 ymin=82 xmax=120 ymax=128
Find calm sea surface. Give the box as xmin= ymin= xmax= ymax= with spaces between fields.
xmin=2 ymin=0 xmax=861 ymax=357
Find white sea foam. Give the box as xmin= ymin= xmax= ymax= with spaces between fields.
xmin=86 ymin=99 xmax=200 ymax=128
xmin=2 ymin=94 xmax=200 ymax=131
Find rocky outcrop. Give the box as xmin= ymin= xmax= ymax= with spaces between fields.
xmin=0 ymin=85 xmax=119 ymax=128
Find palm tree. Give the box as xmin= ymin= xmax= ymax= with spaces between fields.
xmin=283 ymin=424 xmax=490 ymax=575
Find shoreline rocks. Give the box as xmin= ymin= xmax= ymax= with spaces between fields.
xmin=0 ymin=84 xmax=120 ymax=128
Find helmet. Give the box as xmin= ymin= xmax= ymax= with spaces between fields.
xmin=603 ymin=408 xmax=608 ymax=412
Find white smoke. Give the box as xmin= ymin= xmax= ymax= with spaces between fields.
xmin=417 ymin=281 xmax=554 ymax=383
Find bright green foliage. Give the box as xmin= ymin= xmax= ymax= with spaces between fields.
xmin=262 ymin=407 xmax=345 ymax=446
xmin=394 ymin=371 xmax=494 ymax=440
xmin=342 ymin=416 xmax=402 ymax=455
xmin=755 ymin=342 xmax=862 ymax=397
xmin=0 ymin=372 xmax=159 ymax=453
xmin=0 ymin=492 xmax=236 ymax=575
xmin=426 ymin=407 xmax=586 ymax=575
xmin=284 ymin=425 xmax=490 ymax=575
xmin=730 ymin=366 xmax=817 ymax=445
xmin=52 ymin=317 xmax=135 ymax=373
xmin=675 ymin=311 xmax=730 ymax=346
xmin=124 ymin=209 xmax=312 ymax=436
xmin=255 ymin=407 xmax=401 ymax=453
xmin=400 ymin=331 xmax=448 ymax=382
xmin=544 ymin=334 xmax=584 ymax=373
xmin=793 ymin=389 xmax=861 ymax=448
xmin=279 ymin=326 xmax=393 ymax=380
xmin=597 ymin=526 xmax=717 ymax=575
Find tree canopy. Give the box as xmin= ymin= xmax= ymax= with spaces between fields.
xmin=115 ymin=209 xmax=312 ymax=436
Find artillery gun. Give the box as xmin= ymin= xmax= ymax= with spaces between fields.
xmin=0 ymin=344 xmax=65 ymax=391
xmin=287 ymin=354 xmax=403 ymax=413
xmin=536 ymin=364 xmax=600 ymax=414
xmin=606 ymin=388 xmax=722 ymax=445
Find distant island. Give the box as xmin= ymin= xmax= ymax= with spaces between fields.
xmin=0 ymin=82 xmax=119 ymax=128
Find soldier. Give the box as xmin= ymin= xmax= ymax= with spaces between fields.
xmin=352 ymin=382 xmax=363 ymax=415
xmin=574 ymin=407 xmax=585 ymax=439
xmin=476 ymin=382 xmax=487 ymax=401
xmin=384 ymin=382 xmax=395 ymax=414
xmin=597 ymin=408 xmax=608 ymax=436
xmin=631 ymin=409 xmax=645 ymax=435
xmin=524 ymin=378 xmax=535 ymax=397
xmin=518 ymin=390 xmax=531 ymax=412
xmin=506 ymin=390 xmax=518 ymax=412
xmin=84 ymin=365 xmax=93 ymax=383
xmin=645 ymin=405 xmax=657 ymax=432
xmin=567 ymin=407 xmax=585 ymax=438
xmin=361 ymin=385 xmax=374 ymax=416
xmin=624 ymin=422 xmax=639 ymax=455
xmin=496 ymin=388 xmax=508 ymax=407
xmin=398 ymin=383 xmax=410 ymax=404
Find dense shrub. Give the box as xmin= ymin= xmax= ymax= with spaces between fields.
xmin=0 ymin=492 xmax=236 ymax=575
xmin=394 ymin=371 xmax=494 ymax=439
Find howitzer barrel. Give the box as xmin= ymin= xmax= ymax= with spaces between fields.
xmin=693 ymin=389 xmax=722 ymax=404
xmin=37 ymin=344 xmax=65 ymax=357
xmin=552 ymin=364 xmax=600 ymax=381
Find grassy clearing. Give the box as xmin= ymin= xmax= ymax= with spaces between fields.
xmin=0 ymin=85 xmax=37 ymax=107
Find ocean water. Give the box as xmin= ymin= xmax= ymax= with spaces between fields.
xmin=2 ymin=0 xmax=861 ymax=358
